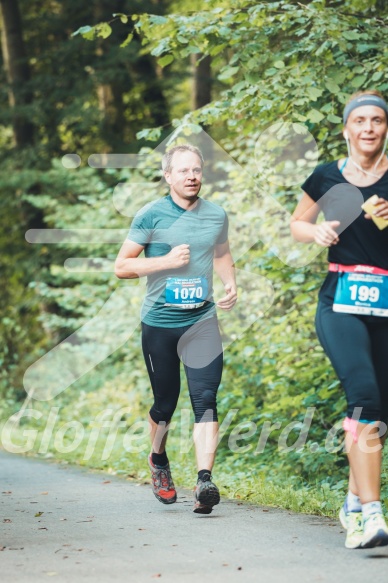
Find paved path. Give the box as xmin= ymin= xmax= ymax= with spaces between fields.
xmin=1 ymin=451 xmax=388 ymax=582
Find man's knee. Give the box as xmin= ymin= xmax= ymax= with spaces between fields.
xmin=149 ymin=405 xmax=175 ymax=425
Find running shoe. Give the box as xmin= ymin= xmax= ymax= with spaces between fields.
xmin=361 ymin=512 xmax=388 ymax=548
xmin=193 ymin=476 xmax=220 ymax=514
xmin=339 ymin=504 xmax=363 ymax=549
xmin=148 ymin=454 xmax=177 ymax=505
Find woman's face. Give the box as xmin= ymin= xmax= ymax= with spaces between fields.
xmin=344 ymin=105 xmax=388 ymax=157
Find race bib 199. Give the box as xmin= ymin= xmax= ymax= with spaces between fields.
xmin=333 ymin=271 xmax=388 ymax=317
xmin=165 ymin=277 xmax=208 ymax=309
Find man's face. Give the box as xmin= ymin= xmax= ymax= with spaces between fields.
xmin=164 ymin=150 xmax=203 ymax=201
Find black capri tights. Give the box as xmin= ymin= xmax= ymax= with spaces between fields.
xmin=315 ymin=301 xmax=388 ymax=423
xmin=141 ymin=316 xmax=223 ymax=424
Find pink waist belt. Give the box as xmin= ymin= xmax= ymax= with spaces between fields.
xmin=329 ymin=263 xmax=388 ymax=276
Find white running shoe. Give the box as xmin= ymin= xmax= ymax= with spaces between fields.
xmin=339 ymin=504 xmax=363 ymax=549
xmin=361 ymin=513 xmax=388 ymax=548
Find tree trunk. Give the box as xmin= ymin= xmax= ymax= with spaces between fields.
xmin=93 ymin=0 xmax=126 ymax=151
xmin=191 ymin=54 xmax=212 ymax=110
xmin=133 ymin=53 xmax=170 ymax=129
xmin=375 ymin=0 xmax=387 ymax=14
xmin=0 ymin=0 xmax=34 ymax=147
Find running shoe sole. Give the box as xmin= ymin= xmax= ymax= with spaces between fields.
xmin=152 ymin=490 xmax=177 ymax=505
xmin=361 ymin=530 xmax=388 ymax=549
xmin=193 ymin=483 xmax=220 ymax=514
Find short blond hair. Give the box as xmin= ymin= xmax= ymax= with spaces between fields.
xmin=162 ymin=145 xmax=204 ymax=173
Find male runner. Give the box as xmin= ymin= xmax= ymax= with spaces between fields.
xmin=115 ymin=144 xmax=237 ymax=514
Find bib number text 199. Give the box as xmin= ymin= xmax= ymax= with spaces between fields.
xmin=349 ymin=284 xmax=380 ymax=303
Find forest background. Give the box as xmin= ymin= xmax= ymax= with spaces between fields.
xmin=1 ymin=0 xmax=388 ymax=515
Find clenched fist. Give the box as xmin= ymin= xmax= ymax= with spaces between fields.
xmin=314 ymin=220 xmax=340 ymax=247
xmin=165 ymin=244 xmax=190 ymax=269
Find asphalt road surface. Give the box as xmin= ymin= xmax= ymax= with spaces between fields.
xmin=1 ymin=450 xmax=388 ymax=583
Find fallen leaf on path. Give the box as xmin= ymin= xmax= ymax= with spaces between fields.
xmin=2 ymin=491 xmax=12 ymax=494
xmin=41 ymin=492 xmax=49 ymax=495
xmin=38 ymin=527 xmax=48 ymax=530
xmin=102 ymin=480 xmax=111 ymax=484
xmin=35 ymin=512 xmax=44 ymax=517
xmin=3 ymin=519 xmax=11 ymax=523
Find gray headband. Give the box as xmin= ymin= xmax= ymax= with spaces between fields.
xmin=343 ymin=95 xmax=388 ymax=125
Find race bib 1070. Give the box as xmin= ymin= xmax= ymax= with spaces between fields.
xmin=333 ymin=272 xmax=388 ymax=317
xmin=164 ymin=277 xmax=208 ymax=309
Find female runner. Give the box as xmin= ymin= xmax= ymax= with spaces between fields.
xmin=291 ymin=90 xmax=388 ymax=549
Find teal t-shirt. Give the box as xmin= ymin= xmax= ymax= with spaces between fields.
xmin=127 ymin=195 xmax=229 ymax=328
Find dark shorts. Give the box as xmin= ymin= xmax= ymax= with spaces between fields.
xmin=315 ymin=301 xmax=388 ymax=422
xmin=141 ymin=316 xmax=223 ymax=423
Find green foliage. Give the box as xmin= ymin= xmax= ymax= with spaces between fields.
xmin=0 ymin=154 xmax=47 ymax=407
xmin=132 ymin=0 xmax=388 ymax=151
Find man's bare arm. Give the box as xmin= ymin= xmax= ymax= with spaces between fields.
xmin=114 ymin=240 xmax=191 ymax=279
xmin=213 ymin=240 xmax=237 ymax=310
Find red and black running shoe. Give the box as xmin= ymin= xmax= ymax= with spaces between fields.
xmin=193 ymin=476 xmax=220 ymax=514
xmin=148 ymin=454 xmax=177 ymax=505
